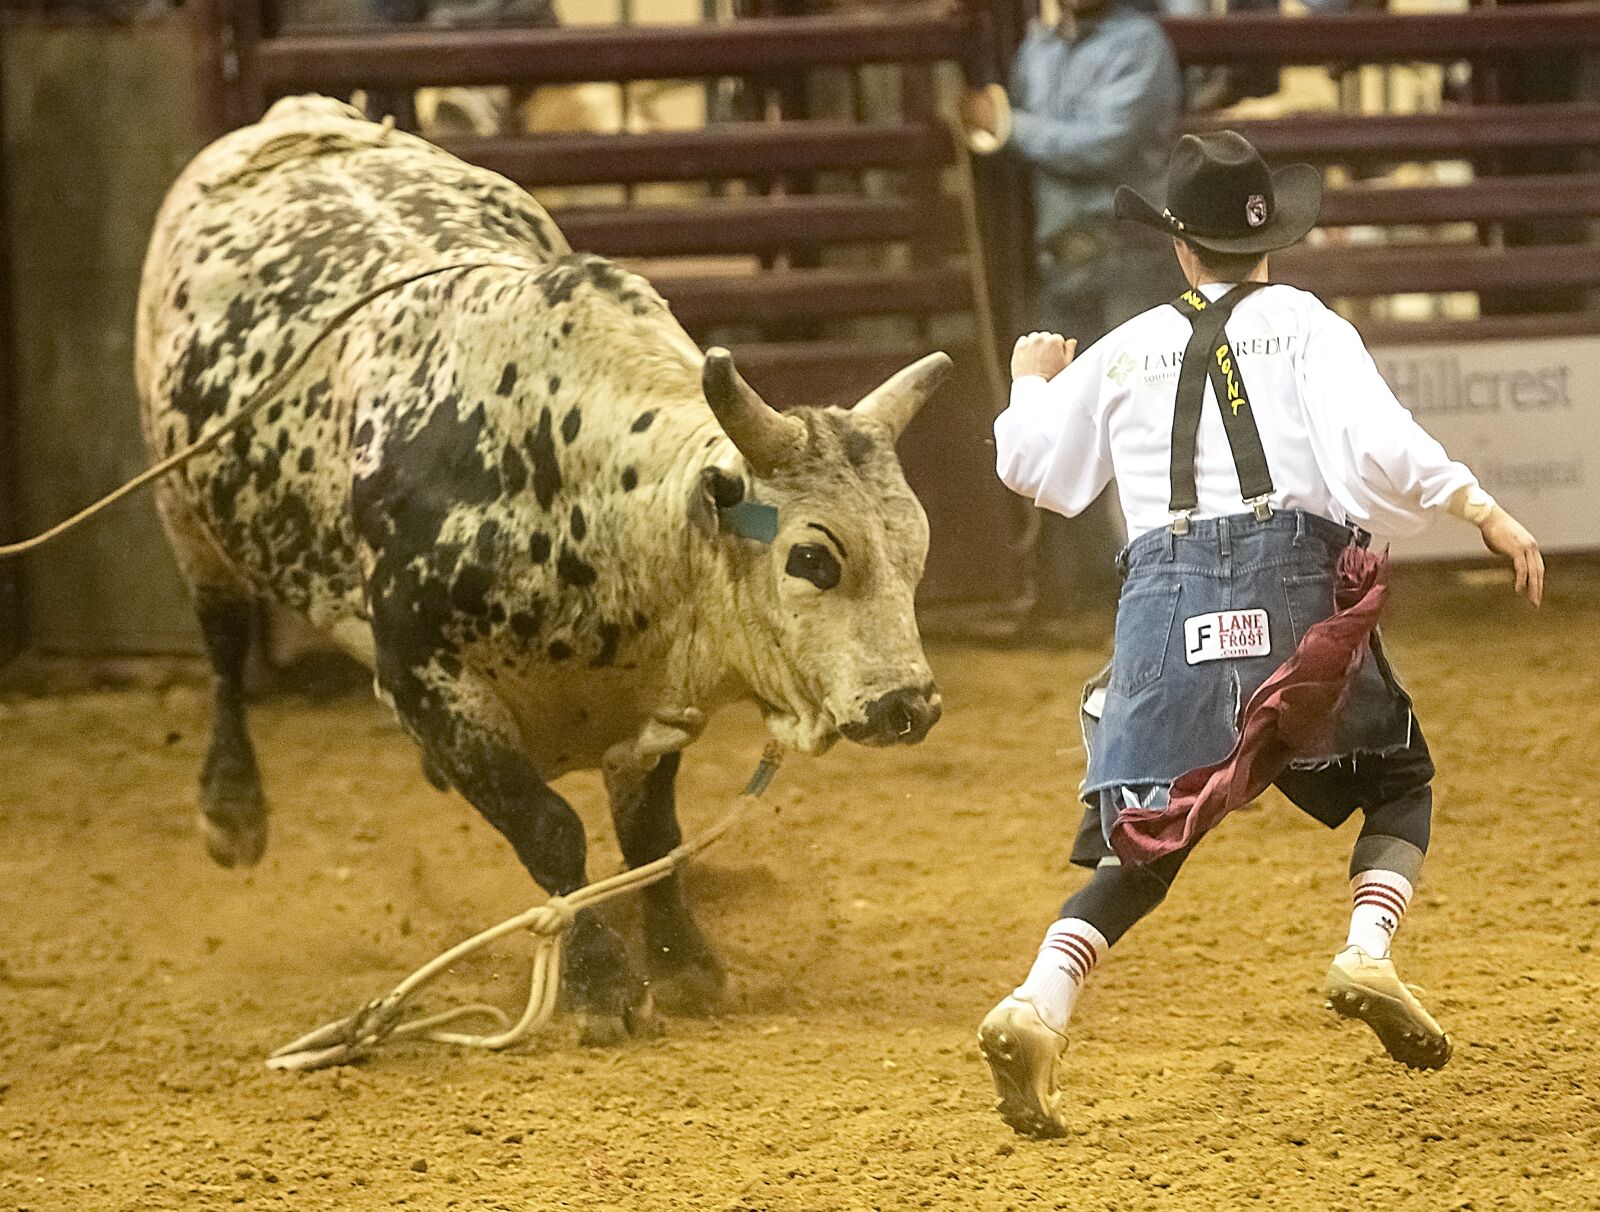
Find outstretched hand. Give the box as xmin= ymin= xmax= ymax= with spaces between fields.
xmin=1012 ymin=332 xmax=1076 ymax=383
xmin=1478 ymin=505 xmax=1545 ymax=605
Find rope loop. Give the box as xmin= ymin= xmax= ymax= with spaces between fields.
xmin=267 ymin=746 xmax=783 ymax=1071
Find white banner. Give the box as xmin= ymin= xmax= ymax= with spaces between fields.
xmin=1370 ymin=334 xmax=1599 ymax=559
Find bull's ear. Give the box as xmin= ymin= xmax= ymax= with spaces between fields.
xmin=699 ymin=465 xmax=745 ymax=509
xmin=852 ymin=352 xmax=953 ymax=441
xmin=702 ymin=347 xmax=804 ymax=477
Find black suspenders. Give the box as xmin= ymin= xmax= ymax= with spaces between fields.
xmin=1168 ymin=283 xmax=1275 ymax=534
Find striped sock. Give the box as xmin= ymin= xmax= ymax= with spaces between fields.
xmin=1013 ymin=917 xmax=1108 ymax=1035
xmin=1347 ymin=870 xmax=1414 ymax=959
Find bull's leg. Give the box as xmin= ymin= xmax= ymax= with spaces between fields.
xmin=432 ymin=725 xmax=653 ymax=1043
xmin=195 ymin=595 xmax=268 ymax=868
xmin=604 ymin=714 xmax=725 ymax=1016
xmin=150 ymin=480 xmax=269 ymax=868
xmin=373 ymin=646 xmax=652 ymax=1043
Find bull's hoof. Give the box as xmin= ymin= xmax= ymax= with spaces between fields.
xmin=199 ymin=811 xmax=268 ymax=868
xmin=563 ymin=912 xmax=655 ymax=1044
xmin=200 ymin=747 xmax=266 ymax=868
xmin=578 ymin=1012 xmax=628 ymax=1048
xmin=578 ymin=988 xmax=658 ymax=1046
xmin=649 ymin=956 xmax=729 ymax=1017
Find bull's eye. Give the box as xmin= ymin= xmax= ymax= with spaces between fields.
xmin=785 ymin=543 xmax=841 ymax=591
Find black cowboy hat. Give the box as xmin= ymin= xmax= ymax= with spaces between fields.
xmin=1114 ymin=130 xmax=1322 ymax=256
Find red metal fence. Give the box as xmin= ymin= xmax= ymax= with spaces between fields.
xmin=5 ymin=0 xmax=1600 ymax=648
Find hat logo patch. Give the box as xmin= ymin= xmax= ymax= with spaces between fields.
xmin=1245 ymin=194 xmax=1268 ymax=228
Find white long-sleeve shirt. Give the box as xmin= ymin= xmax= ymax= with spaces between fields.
xmin=995 ymin=282 xmax=1485 ymax=540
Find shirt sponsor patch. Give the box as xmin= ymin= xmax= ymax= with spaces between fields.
xmin=1183 ymin=609 xmax=1270 ymax=664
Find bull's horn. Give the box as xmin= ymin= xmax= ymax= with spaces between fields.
xmin=852 ymin=352 xmax=953 ymax=441
xmin=701 ymin=347 xmax=804 ymax=476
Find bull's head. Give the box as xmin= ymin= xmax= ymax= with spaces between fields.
xmin=699 ymin=348 xmax=949 ymax=755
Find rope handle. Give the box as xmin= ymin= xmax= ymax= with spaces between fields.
xmin=266 ymin=743 xmax=784 ymax=1072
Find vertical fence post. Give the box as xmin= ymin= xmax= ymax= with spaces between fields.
xmin=960 ymin=0 xmax=1033 ymax=355
xmin=190 ymin=0 xmax=232 ymax=141
xmin=0 ymin=39 xmax=23 ymax=658
xmin=234 ymin=0 xmax=268 ymax=124
xmin=190 ymin=0 xmax=263 ymax=137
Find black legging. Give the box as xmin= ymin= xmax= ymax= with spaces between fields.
xmin=1060 ymin=845 xmax=1194 ymax=945
xmin=1061 ymin=726 xmax=1435 ymax=946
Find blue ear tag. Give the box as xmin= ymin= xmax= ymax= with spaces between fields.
xmin=720 ymin=500 xmax=779 ymax=545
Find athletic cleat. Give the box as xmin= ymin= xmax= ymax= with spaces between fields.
xmin=977 ymin=995 xmax=1069 ymax=1139
xmin=1324 ymin=946 xmax=1452 ymax=1070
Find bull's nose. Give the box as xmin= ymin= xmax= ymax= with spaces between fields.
xmin=840 ymin=686 xmax=942 ymax=747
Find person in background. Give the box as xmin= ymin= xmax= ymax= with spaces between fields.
xmin=960 ymin=0 xmax=1187 ymax=617
xmin=1173 ymin=0 xmax=1363 ymax=113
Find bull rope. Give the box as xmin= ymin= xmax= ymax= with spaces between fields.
xmin=0 ymin=258 xmax=535 ymax=561
xmin=267 ymin=743 xmax=784 ymax=1072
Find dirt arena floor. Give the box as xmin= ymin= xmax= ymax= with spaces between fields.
xmin=2 ymin=561 xmax=1597 ymax=1211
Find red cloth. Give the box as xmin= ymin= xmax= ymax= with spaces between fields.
xmin=1109 ymin=544 xmax=1391 ymax=866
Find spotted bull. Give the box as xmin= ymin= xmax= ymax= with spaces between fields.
xmin=135 ymin=96 xmax=948 ymax=1037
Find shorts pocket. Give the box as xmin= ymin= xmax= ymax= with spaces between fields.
xmin=1281 ymin=571 xmax=1335 ymax=645
xmin=1109 ymin=581 xmax=1182 ymax=695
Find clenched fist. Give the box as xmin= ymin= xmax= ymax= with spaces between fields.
xmin=1012 ymin=332 xmax=1076 ymax=383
